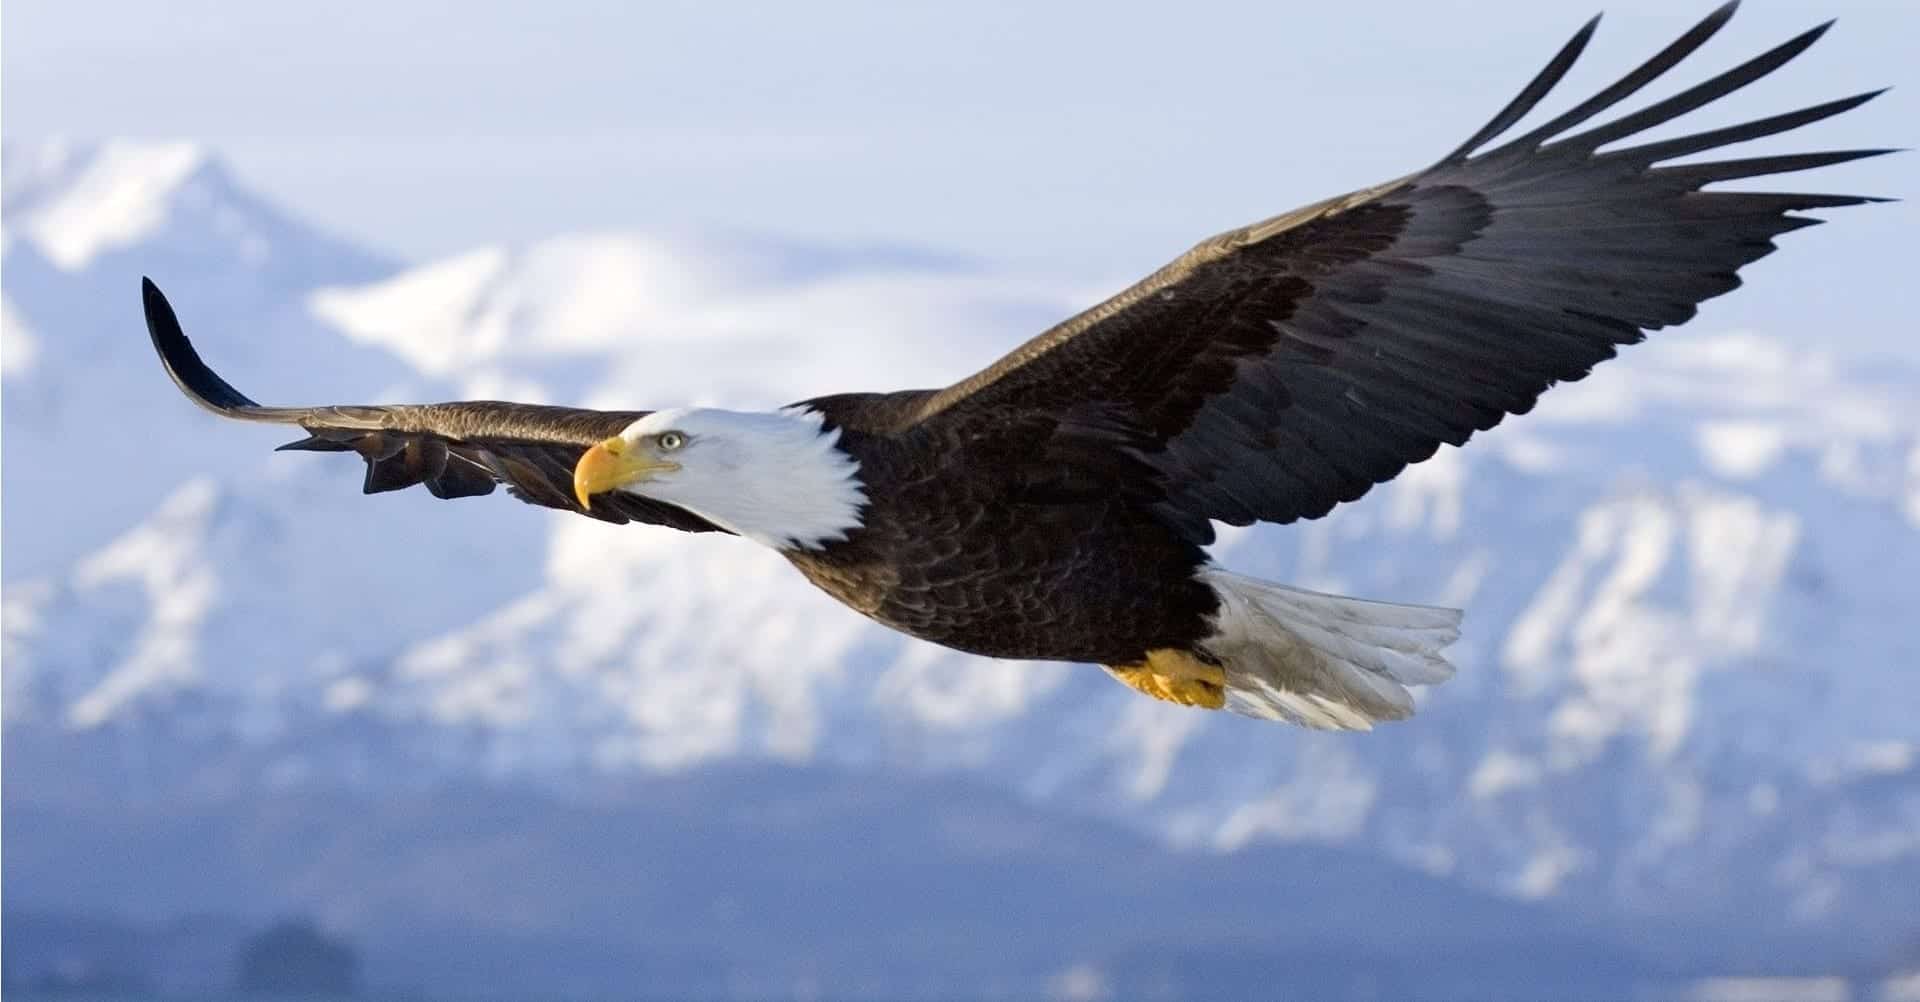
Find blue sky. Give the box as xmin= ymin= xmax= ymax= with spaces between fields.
xmin=7 ymin=0 xmax=1913 ymax=360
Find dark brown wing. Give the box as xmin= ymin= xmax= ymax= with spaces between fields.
xmin=142 ymin=278 xmax=725 ymax=534
xmin=912 ymin=4 xmax=1892 ymax=542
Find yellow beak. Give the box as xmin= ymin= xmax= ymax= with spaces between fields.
xmin=573 ymin=436 xmax=675 ymax=510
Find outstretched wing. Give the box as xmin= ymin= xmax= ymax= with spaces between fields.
xmin=142 ymin=278 xmax=725 ymax=534
xmin=913 ymin=4 xmax=1891 ymax=541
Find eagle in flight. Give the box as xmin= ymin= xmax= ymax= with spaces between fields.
xmin=144 ymin=3 xmax=1889 ymax=730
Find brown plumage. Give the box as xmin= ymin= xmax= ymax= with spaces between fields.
xmin=143 ymin=3 xmax=1891 ymax=728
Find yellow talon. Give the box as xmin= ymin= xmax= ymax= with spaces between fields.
xmin=1103 ymin=648 xmax=1227 ymax=709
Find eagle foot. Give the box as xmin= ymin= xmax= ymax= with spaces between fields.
xmin=1103 ymin=649 xmax=1227 ymax=710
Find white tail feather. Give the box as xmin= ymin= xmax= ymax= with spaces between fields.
xmin=1198 ymin=569 xmax=1462 ymax=730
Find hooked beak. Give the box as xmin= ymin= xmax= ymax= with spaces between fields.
xmin=573 ymin=437 xmax=677 ymax=510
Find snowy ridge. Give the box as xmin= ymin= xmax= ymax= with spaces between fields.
xmin=4 ymin=140 xmax=210 ymax=270
xmin=1 ymin=138 xmax=398 ymax=578
xmin=308 ymin=230 xmax=1070 ymax=407
xmin=4 ymin=139 xmax=1917 ymax=933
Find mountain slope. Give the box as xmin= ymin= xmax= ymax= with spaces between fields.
xmin=4 ymin=140 xmax=1916 ymax=964
xmin=1 ymin=139 xmax=398 ymax=577
xmin=2 ymin=750 xmax=1661 ymax=1001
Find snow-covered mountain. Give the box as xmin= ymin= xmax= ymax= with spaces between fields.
xmin=2 ymin=139 xmax=395 ymax=579
xmin=5 ymin=140 xmax=1917 ymax=962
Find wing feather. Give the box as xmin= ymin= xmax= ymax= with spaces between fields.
xmin=1495 ymin=2 xmax=1738 ymax=153
xmin=141 ymin=279 xmax=725 ymax=534
xmin=910 ymin=6 xmax=1890 ymax=540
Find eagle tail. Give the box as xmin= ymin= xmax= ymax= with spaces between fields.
xmin=1197 ymin=569 xmax=1461 ymax=730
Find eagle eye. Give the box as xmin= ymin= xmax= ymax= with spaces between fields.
xmin=656 ymin=431 xmax=687 ymax=451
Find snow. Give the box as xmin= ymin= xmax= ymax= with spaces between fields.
xmin=5 ymin=137 xmax=1919 ymax=931
xmin=1047 ymin=963 xmax=1111 ymax=1002
xmin=1468 ymin=750 xmax=1543 ymax=799
xmin=65 ymin=479 xmax=222 ymax=728
xmin=1102 ymin=699 xmax=1208 ymax=801
xmin=1697 ymin=421 xmax=1790 ymax=479
xmin=1210 ymin=743 xmax=1380 ymax=848
xmin=0 ymin=138 xmax=395 ymax=579
xmin=0 ymin=582 xmax=55 ymax=723
xmin=310 ymin=229 xmax=1069 ymax=410
xmin=1883 ymin=971 xmax=1920 ymax=1002
xmin=1687 ymin=977 xmax=1851 ymax=1002
xmin=323 ymin=675 xmax=375 ymax=713
xmin=1384 ymin=445 xmax=1466 ymax=538
xmin=1838 ymin=741 xmax=1916 ymax=778
xmin=1908 ymin=443 xmax=1920 ymax=527
xmin=13 ymin=140 xmax=207 ymax=270
xmin=1513 ymin=843 xmax=1588 ymax=900
xmin=1 ymin=294 xmax=38 ymax=379
xmin=310 ymin=246 xmax=510 ymax=379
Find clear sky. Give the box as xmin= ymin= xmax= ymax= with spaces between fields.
xmin=6 ymin=0 xmax=1914 ymax=360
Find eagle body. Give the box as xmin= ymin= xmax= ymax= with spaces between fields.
xmin=141 ymin=3 xmax=1891 ymax=730
xmin=785 ymin=394 xmax=1219 ymax=666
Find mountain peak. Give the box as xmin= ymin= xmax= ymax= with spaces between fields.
xmin=2 ymin=137 xmax=392 ymax=294
xmin=3 ymin=139 xmax=220 ymax=270
xmin=5 ymin=136 xmax=1917 ymax=951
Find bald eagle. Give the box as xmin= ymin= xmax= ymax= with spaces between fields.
xmin=143 ymin=4 xmax=1888 ymax=730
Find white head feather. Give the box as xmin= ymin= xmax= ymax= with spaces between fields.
xmin=613 ymin=407 xmax=866 ymax=550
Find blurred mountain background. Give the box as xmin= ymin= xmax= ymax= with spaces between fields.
xmin=3 ymin=136 xmax=1917 ymax=999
